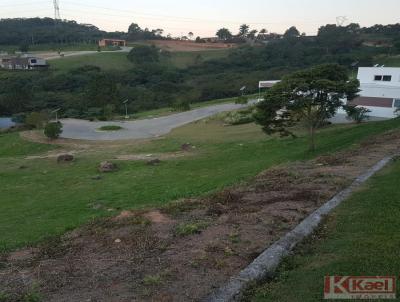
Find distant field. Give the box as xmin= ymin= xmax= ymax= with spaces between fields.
xmin=49 ymin=52 xmax=133 ymax=71
xmin=164 ymin=50 xmax=230 ymax=68
xmin=0 ymin=43 xmax=100 ymax=53
xmin=49 ymin=49 xmax=230 ymax=71
xmin=375 ymin=55 xmax=400 ymax=67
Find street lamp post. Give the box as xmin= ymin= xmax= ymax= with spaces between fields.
xmin=123 ymin=99 xmax=129 ymax=119
xmin=51 ymin=108 xmax=61 ymax=122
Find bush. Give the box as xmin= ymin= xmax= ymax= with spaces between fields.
xmin=223 ymin=107 xmax=255 ymax=125
xmin=44 ymin=122 xmax=63 ymax=139
xmin=98 ymin=125 xmax=123 ymax=131
xmin=172 ymin=99 xmax=191 ymax=112
xmin=343 ymin=105 xmax=371 ymax=123
xmin=25 ymin=112 xmax=49 ymax=129
xmin=235 ymin=95 xmax=249 ymax=104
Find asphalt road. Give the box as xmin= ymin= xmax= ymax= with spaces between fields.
xmin=60 ymin=102 xmax=253 ymax=141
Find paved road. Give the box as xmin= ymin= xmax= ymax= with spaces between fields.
xmin=60 ymin=102 xmax=253 ymax=141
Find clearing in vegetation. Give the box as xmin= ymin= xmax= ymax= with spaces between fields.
xmin=246 ymin=158 xmax=400 ymax=302
xmin=0 ymin=115 xmax=400 ymax=301
xmin=1 ymin=118 xmax=400 ymax=251
xmin=1 ymin=120 xmax=400 ymax=301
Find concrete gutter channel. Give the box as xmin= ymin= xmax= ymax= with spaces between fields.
xmin=204 ymin=155 xmax=398 ymax=302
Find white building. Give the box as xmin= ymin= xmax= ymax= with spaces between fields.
xmin=351 ymin=67 xmax=400 ymax=118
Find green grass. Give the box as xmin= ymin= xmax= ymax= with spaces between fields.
xmin=49 ymin=52 xmax=133 ymax=71
xmin=0 ymin=132 xmax=55 ymax=158
xmin=130 ymin=94 xmax=258 ymax=120
xmin=1 ymin=118 xmax=400 ymax=251
xmin=375 ymin=55 xmax=400 ymax=67
xmin=0 ymin=43 xmax=101 ymax=53
xmin=98 ymin=125 xmax=123 ymax=131
xmin=164 ymin=50 xmax=230 ymax=69
xmin=248 ymin=159 xmax=400 ymax=302
xmin=48 ymin=49 xmax=229 ymax=72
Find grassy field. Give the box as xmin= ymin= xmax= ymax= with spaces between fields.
xmin=49 ymin=49 xmax=230 ymax=72
xmin=1 ymin=118 xmax=400 ymax=251
xmin=375 ymin=55 xmax=400 ymax=67
xmin=0 ymin=43 xmax=100 ymax=53
xmin=49 ymin=52 xmax=134 ymax=71
xmin=130 ymin=94 xmax=258 ymax=120
xmin=247 ymin=158 xmax=400 ymax=302
xmin=162 ymin=50 xmax=230 ymax=69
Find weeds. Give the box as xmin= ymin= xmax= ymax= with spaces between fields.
xmin=175 ymin=221 xmax=209 ymax=236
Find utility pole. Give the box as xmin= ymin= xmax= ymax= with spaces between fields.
xmin=53 ymin=0 xmax=61 ymax=21
xmin=123 ymin=99 xmax=129 ymax=119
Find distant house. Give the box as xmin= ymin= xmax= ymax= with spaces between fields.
xmin=0 ymin=56 xmax=48 ymax=70
xmin=98 ymin=39 xmax=127 ymax=47
xmin=347 ymin=67 xmax=400 ymax=118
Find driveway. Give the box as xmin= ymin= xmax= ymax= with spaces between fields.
xmin=60 ymin=102 xmax=253 ymax=141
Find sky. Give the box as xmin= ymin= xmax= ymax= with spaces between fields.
xmin=1 ymin=0 xmax=400 ymax=37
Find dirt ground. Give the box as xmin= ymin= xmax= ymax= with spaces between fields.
xmin=1 ymin=130 xmax=400 ymax=301
xmin=147 ymin=40 xmax=236 ymax=52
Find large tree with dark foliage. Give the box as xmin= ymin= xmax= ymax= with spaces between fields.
xmin=254 ymin=64 xmax=360 ymax=151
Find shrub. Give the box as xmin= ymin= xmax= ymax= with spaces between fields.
xmin=175 ymin=221 xmax=209 ymax=236
xmin=25 ymin=112 xmax=49 ymax=129
xmin=172 ymin=99 xmax=191 ymax=112
xmin=235 ymin=96 xmax=249 ymax=104
xmin=44 ymin=122 xmax=63 ymax=139
xmin=223 ymin=107 xmax=256 ymax=125
xmin=343 ymin=105 xmax=371 ymax=123
xmin=98 ymin=125 xmax=123 ymax=131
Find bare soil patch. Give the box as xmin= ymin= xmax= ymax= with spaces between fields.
xmin=1 ymin=130 xmax=400 ymax=301
xmin=147 ymin=40 xmax=236 ymax=52
xmin=115 ymin=151 xmax=193 ymax=162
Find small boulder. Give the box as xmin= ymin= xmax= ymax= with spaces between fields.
xmin=98 ymin=161 xmax=117 ymax=172
xmin=57 ymin=154 xmax=74 ymax=163
xmin=147 ymin=159 xmax=161 ymax=166
xmin=181 ymin=143 xmax=193 ymax=151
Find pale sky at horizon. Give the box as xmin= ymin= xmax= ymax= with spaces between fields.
xmin=2 ymin=0 xmax=399 ymax=37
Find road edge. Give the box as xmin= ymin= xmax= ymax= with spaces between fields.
xmin=203 ymin=154 xmax=397 ymax=302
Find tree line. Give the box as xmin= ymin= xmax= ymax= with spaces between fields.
xmin=0 ymin=21 xmax=399 ymax=120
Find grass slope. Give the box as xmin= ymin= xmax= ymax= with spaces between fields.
xmin=49 ymin=49 xmax=230 ymax=72
xmin=248 ymin=159 xmax=400 ymax=302
xmin=0 ymin=132 xmax=55 ymax=157
xmin=0 ymin=118 xmax=400 ymax=251
xmin=49 ymin=52 xmax=133 ymax=71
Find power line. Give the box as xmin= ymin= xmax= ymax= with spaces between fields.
xmin=53 ymin=0 xmax=61 ymax=20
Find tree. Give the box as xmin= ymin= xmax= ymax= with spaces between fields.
xmin=216 ymin=28 xmax=233 ymax=40
xmin=127 ymin=45 xmax=160 ymax=64
xmin=188 ymin=32 xmax=194 ymax=40
xmin=128 ymin=23 xmax=143 ymax=40
xmin=238 ymin=24 xmax=250 ymax=37
xmin=343 ymin=105 xmax=371 ymax=123
xmin=394 ymin=39 xmax=400 ymax=51
xmin=254 ymin=64 xmax=360 ymax=151
xmin=258 ymin=28 xmax=268 ymax=40
xmin=44 ymin=122 xmax=63 ymax=139
xmin=25 ymin=112 xmax=49 ymax=129
xmin=248 ymin=29 xmax=258 ymax=40
xmin=284 ymin=26 xmax=300 ymax=38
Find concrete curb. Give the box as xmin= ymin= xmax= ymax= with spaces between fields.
xmin=203 ymin=155 xmax=396 ymax=302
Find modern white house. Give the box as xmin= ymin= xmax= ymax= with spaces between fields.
xmin=350 ymin=67 xmax=400 ymax=118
